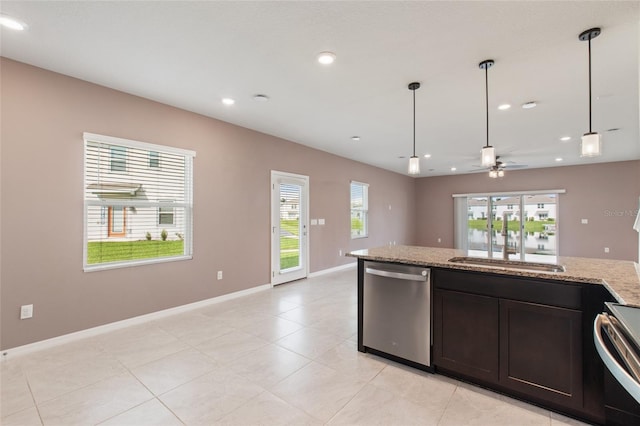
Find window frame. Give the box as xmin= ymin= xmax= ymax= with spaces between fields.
xmin=453 ymin=189 xmax=564 ymax=262
xmin=350 ymin=181 xmax=369 ymax=239
xmin=83 ymin=132 xmax=195 ymax=272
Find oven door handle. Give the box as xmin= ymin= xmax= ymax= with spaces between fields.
xmin=594 ymin=313 xmax=640 ymax=403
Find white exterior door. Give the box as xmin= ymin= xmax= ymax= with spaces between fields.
xmin=271 ymin=171 xmax=309 ymax=285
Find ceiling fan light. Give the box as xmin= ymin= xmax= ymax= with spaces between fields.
xmin=498 ymin=169 xmax=505 ymax=177
xmin=481 ymin=145 xmax=496 ymax=167
xmin=489 ymin=169 xmax=498 ymax=178
xmin=581 ymin=132 xmax=602 ymax=157
xmin=408 ymin=156 xmax=420 ymax=175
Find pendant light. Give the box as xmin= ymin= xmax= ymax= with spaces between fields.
xmin=479 ymin=60 xmax=496 ymax=168
xmin=408 ymin=82 xmax=421 ymax=175
xmin=579 ymin=27 xmax=602 ymax=157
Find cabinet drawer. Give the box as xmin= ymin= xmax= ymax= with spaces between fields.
xmin=433 ymin=268 xmax=582 ymax=309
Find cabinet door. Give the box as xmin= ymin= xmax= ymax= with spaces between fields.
xmin=434 ymin=289 xmax=499 ymax=383
xmin=500 ymin=299 xmax=583 ymax=409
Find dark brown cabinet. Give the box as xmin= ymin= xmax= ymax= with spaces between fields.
xmin=432 ymin=268 xmax=606 ymax=423
xmin=500 ymin=299 xmax=583 ymax=409
xmin=434 ymin=289 xmax=499 ymax=383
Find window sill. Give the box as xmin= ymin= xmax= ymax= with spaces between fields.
xmin=84 ymin=255 xmax=192 ymax=272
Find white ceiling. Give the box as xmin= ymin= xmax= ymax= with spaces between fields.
xmin=1 ymin=1 xmax=639 ymax=177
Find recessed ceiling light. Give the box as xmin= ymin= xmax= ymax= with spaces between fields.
xmin=222 ymin=98 xmax=235 ymax=106
xmin=522 ymin=101 xmax=537 ymax=109
xmin=351 ymin=136 xmax=360 ymax=141
xmin=317 ymin=51 xmax=336 ymax=65
xmin=398 ymin=156 xmax=406 ymax=159
xmin=607 ymin=128 xmax=620 ymax=132
xmin=560 ymin=136 xmax=571 ymax=142
xmin=555 ymin=157 xmax=563 ymax=162
xmin=253 ymin=94 xmax=269 ymax=102
xmin=423 ymin=154 xmax=431 ymax=158
xmin=0 ymin=14 xmax=27 ymax=31
xmin=451 ymin=167 xmax=457 ymax=172
xmin=498 ymin=104 xmax=511 ymax=110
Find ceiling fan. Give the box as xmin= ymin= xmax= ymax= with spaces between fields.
xmin=472 ymin=155 xmax=529 ymax=177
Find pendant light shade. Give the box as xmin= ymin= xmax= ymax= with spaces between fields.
xmin=408 ymin=82 xmax=421 ymax=175
xmin=579 ymin=27 xmax=602 ymax=157
xmin=581 ymin=132 xmax=601 ymax=157
xmin=408 ymin=156 xmax=420 ymax=175
xmin=481 ymin=146 xmax=496 ymax=167
xmin=479 ymin=60 xmax=496 ymax=167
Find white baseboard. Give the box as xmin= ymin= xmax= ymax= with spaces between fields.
xmin=308 ymin=261 xmax=356 ymax=278
xmin=1 ymin=283 xmax=272 ymax=361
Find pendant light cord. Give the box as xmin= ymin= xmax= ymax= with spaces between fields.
xmin=412 ymin=87 xmax=416 ymax=157
xmin=485 ymin=65 xmax=489 ymax=148
xmin=588 ymin=37 xmax=592 ymax=133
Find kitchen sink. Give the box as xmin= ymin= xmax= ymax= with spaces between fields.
xmin=447 ymin=256 xmax=566 ymax=273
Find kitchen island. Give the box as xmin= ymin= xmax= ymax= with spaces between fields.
xmin=347 ymin=245 xmax=640 ymax=425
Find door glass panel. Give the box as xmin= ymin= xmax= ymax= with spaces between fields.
xmin=523 ymin=194 xmax=558 ymax=263
xmin=467 ymin=197 xmax=489 ymax=258
xmin=279 ymin=183 xmax=301 ymax=271
xmin=492 ymin=195 xmax=521 ymax=260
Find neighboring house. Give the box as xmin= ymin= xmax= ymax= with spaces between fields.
xmin=85 ymin=142 xmax=185 ymax=242
xmin=467 ymin=195 xmax=557 ymax=221
xmin=280 ymin=197 xmax=300 ymax=220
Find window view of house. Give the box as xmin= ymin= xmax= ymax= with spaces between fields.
xmin=149 ymin=151 xmax=160 ymax=168
xmin=279 ymin=184 xmax=301 ymax=270
xmin=110 ymin=146 xmax=127 ymax=172
xmin=467 ymin=193 xmax=558 ymax=262
xmin=84 ymin=134 xmax=194 ymax=270
xmin=350 ymin=181 xmax=368 ymax=238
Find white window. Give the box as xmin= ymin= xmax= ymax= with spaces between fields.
xmin=83 ymin=133 xmax=195 ymax=271
xmin=453 ymin=189 xmax=562 ymax=263
xmin=350 ymin=181 xmax=368 ymax=239
xmin=149 ymin=151 xmax=160 ymax=168
xmin=110 ymin=146 xmax=127 ymax=172
xmin=158 ymin=202 xmax=175 ymax=225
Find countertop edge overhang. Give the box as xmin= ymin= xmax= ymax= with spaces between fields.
xmin=347 ymin=245 xmax=640 ymax=306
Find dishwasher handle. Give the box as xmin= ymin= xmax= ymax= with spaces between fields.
xmin=365 ymin=267 xmax=428 ymax=282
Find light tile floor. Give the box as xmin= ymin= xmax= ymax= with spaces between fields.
xmin=1 ymin=269 xmax=589 ymax=425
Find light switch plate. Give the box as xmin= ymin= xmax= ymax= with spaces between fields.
xmin=581 ymin=219 xmax=588 ymax=224
xmin=310 ymin=219 xmax=318 ymax=225
xmin=20 ymin=304 xmax=33 ymax=320
xmin=318 ymin=218 xmax=325 ymax=225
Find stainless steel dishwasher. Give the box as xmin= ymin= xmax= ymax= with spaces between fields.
xmin=363 ymin=261 xmax=431 ymax=368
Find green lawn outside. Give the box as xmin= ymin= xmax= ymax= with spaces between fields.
xmin=351 ymin=218 xmax=364 ymax=236
xmin=87 ymin=240 xmax=184 ymax=264
xmin=280 ymin=219 xmax=300 ymax=269
xmin=468 ymin=219 xmax=555 ymax=233
xmin=280 ymin=252 xmax=299 ymax=270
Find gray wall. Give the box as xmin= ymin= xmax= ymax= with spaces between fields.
xmin=0 ymin=59 xmax=417 ymax=349
xmin=415 ymin=160 xmax=640 ymax=260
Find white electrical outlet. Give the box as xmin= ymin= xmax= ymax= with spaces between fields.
xmin=339 ymin=249 xmax=342 ymax=256
xmin=437 ymin=238 xmax=442 ymax=243
xmin=604 ymin=247 xmax=610 ymax=253
xmin=20 ymin=304 xmax=33 ymax=320
xmin=217 ymin=271 xmax=223 ymax=280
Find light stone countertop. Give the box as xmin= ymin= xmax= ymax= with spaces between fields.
xmin=347 ymin=245 xmax=640 ymax=306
